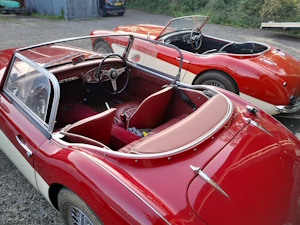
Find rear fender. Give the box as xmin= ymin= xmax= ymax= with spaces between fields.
xmin=35 ymin=141 xmax=168 ymax=225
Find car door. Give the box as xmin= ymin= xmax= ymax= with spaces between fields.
xmin=0 ymin=53 xmax=58 ymax=189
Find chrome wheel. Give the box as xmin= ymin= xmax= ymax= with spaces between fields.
xmin=202 ymin=80 xmax=226 ymax=89
xmin=67 ymin=206 xmax=93 ymax=225
xmin=58 ymin=188 xmax=103 ymax=225
xmin=194 ymin=70 xmax=239 ymax=94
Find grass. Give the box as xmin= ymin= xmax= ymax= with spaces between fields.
xmin=31 ymin=12 xmax=63 ymax=20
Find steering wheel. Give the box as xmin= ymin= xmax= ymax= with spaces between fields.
xmin=190 ymin=27 xmax=202 ymax=51
xmin=25 ymin=85 xmax=48 ymax=121
xmin=97 ymin=54 xmax=129 ymax=94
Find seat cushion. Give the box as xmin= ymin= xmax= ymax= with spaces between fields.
xmin=117 ymin=114 xmax=187 ymax=153
xmin=114 ymin=101 xmax=140 ymax=127
xmin=110 ymin=124 xmax=140 ymax=150
xmin=55 ymin=102 xmax=97 ymax=129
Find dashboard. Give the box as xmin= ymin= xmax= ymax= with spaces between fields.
xmin=81 ymin=63 xmax=125 ymax=83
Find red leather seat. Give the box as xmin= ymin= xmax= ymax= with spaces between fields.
xmin=114 ymin=101 xmax=140 ymax=127
xmin=114 ymin=87 xmax=174 ymax=129
xmin=64 ymin=108 xmax=116 ymax=146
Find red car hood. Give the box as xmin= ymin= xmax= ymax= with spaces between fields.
xmin=0 ymin=45 xmax=96 ymax=68
xmin=114 ymin=24 xmax=164 ymax=39
xmin=258 ymin=47 xmax=300 ymax=98
xmin=187 ymin=96 xmax=300 ymax=224
xmin=0 ymin=48 xmax=15 ymax=68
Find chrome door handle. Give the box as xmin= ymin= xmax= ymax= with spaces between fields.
xmin=176 ymin=57 xmax=189 ymax=63
xmin=16 ymin=135 xmax=32 ymax=158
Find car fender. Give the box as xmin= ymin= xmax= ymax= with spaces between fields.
xmin=35 ymin=140 xmax=170 ymax=225
xmin=189 ymin=54 xmax=290 ymax=105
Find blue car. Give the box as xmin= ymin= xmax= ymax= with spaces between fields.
xmin=99 ymin=0 xmax=125 ymax=17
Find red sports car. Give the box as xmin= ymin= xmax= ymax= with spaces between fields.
xmin=0 ymin=35 xmax=299 ymax=225
xmin=91 ymin=15 xmax=300 ymax=115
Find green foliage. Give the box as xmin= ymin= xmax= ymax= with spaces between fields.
xmin=31 ymin=13 xmax=63 ymax=20
xmin=259 ymin=0 xmax=300 ymax=22
xmin=60 ymin=7 xmax=64 ymax=19
xmin=126 ymin=0 xmax=300 ymax=28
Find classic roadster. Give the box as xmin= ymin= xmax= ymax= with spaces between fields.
xmin=0 ymin=35 xmax=299 ymax=225
xmin=91 ymin=15 xmax=300 ymax=115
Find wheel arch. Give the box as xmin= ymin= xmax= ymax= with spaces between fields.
xmin=48 ymin=183 xmax=63 ymax=210
xmin=43 ymin=151 xmax=168 ymax=224
xmin=192 ymin=69 xmax=239 ymax=94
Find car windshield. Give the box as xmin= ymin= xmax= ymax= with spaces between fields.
xmin=159 ymin=15 xmax=209 ymax=38
xmin=16 ymin=34 xmax=183 ymax=81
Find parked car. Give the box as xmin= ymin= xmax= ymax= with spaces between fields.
xmin=99 ymin=0 xmax=125 ymax=17
xmin=0 ymin=0 xmax=21 ymax=14
xmin=91 ymin=15 xmax=300 ymax=115
xmin=0 ymin=34 xmax=299 ymax=225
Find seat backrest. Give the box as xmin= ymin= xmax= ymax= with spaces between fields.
xmin=131 ymin=94 xmax=229 ymax=154
xmin=64 ymin=108 xmax=116 ymax=146
xmin=128 ymin=86 xmax=174 ymax=129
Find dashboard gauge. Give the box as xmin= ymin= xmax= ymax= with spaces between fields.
xmin=85 ymin=73 xmax=92 ymax=82
xmin=93 ymin=69 xmax=100 ymax=81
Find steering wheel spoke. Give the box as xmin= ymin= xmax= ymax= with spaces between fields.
xmin=111 ymin=80 xmax=118 ymax=92
xmin=116 ymin=67 xmax=126 ymax=76
xmin=101 ymin=69 xmax=110 ymax=77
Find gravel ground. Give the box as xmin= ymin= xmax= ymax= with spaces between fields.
xmin=0 ymin=9 xmax=300 ymax=225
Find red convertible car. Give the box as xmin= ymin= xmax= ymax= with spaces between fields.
xmin=91 ymin=15 xmax=300 ymax=115
xmin=0 ymin=35 xmax=299 ymax=225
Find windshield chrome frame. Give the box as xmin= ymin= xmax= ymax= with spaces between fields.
xmin=155 ymin=15 xmax=209 ymax=40
xmin=3 ymin=52 xmax=60 ymax=134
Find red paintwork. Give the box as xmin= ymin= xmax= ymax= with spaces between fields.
xmin=91 ymin=22 xmax=300 ymax=107
xmin=0 ymin=35 xmax=300 ymax=224
xmin=115 ymin=24 xmax=165 ymax=37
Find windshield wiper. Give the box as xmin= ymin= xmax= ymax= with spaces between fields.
xmin=43 ymin=52 xmax=83 ymax=68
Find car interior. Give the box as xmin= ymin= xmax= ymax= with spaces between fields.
xmin=46 ymin=56 xmax=230 ymax=154
xmin=162 ymin=31 xmax=268 ymax=55
xmin=4 ymin=36 xmax=231 ymax=155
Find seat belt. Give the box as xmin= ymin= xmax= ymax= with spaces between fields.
xmin=172 ymin=86 xmax=196 ymax=111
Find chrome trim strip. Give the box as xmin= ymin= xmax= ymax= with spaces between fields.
xmin=190 ymin=165 xmax=229 ymax=198
xmin=15 ymin=34 xmax=131 ymax=52
xmin=76 ymin=151 xmax=171 ymax=225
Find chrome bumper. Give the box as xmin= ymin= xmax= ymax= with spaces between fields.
xmin=275 ymin=102 xmax=300 ymax=113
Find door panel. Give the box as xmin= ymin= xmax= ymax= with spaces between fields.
xmin=0 ymin=93 xmax=48 ymax=189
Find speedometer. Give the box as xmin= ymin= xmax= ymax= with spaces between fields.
xmin=93 ymin=69 xmax=100 ymax=81
xmin=86 ymin=73 xmax=92 ymax=82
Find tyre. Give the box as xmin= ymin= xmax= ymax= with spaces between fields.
xmin=93 ymin=40 xmax=113 ymax=54
xmin=194 ymin=70 xmax=238 ymax=94
xmin=99 ymin=8 xmax=106 ymax=17
xmin=58 ymin=188 xmax=103 ymax=225
xmin=117 ymin=12 xmax=124 ymax=16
